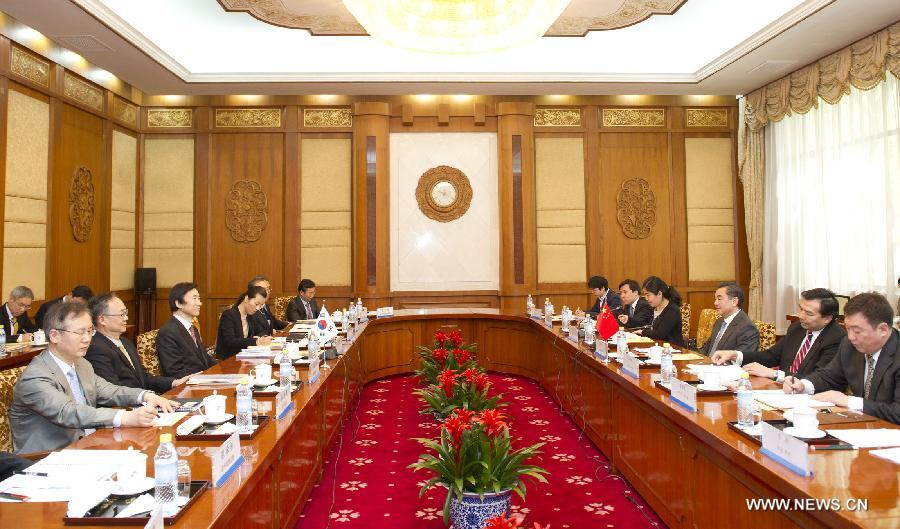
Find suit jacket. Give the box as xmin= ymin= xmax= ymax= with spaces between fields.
xmin=644 ymin=302 xmax=685 ymax=347
xmin=216 ymin=306 xmax=264 ymax=360
xmin=614 ymin=298 xmax=653 ymax=329
xmin=742 ymin=319 xmax=845 ymax=378
xmin=34 ymin=296 xmax=64 ymax=330
xmin=586 ymin=291 xmax=622 ymax=317
xmin=1 ymin=303 xmax=37 ymax=342
xmin=156 ymin=316 xmax=218 ymax=379
xmin=700 ymin=310 xmax=759 ymax=356
xmin=85 ymin=333 xmax=175 ymax=394
xmin=249 ymin=304 xmax=288 ymax=335
xmin=286 ymin=296 xmax=319 ymax=322
xmin=807 ymin=329 xmax=900 ymax=425
xmin=9 ymin=350 xmax=144 ymax=453
xmin=0 ymin=451 xmax=33 ymax=481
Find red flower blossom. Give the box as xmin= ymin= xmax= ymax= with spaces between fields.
xmin=484 ymin=513 xmax=524 ymax=529
xmin=476 ymin=409 xmax=508 ymax=438
xmin=438 ymin=368 xmax=457 ymax=397
xmin=474 ymin=373 xmax=490 ymax=391
xmin=434 ymin=330 xmax=448 ymax=344
xmin=432 ymin=348 xmax=449 ymax=365
xmin=449 ymin=330 xmax=463 ymax=347
xmin=453 ymin=408 xmax=475 ymax=425
xmin=452 ymin=348 xmax=470 ymax=364
xmin=443 ymin=413 xmax=472 ymax=447
xmin=462 ymin=368 xmax=479 ymax=383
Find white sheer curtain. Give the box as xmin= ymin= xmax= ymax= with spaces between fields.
xmin=762 ymin=73 xmax=900 ymax=332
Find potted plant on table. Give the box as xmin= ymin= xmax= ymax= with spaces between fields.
xmin=415 ymin=330 xmax=479 ymax=386
xmin=410 ymin=408 xmax=549 ymax=529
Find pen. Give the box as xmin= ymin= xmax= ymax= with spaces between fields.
xmin=0 ymin=492 xmax=29 ymax=501
xmin=810 ymin=445 xmax=856 ymax=451
xmin=15 ymin=470 xmax=48 ymax=477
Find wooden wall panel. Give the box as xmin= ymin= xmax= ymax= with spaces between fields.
xmin=206 ymin=133 xmax=285 ymax=295
xmin=48 ymin=103 xmax=108 ymax=296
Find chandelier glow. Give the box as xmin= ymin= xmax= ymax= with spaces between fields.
xmin=342 ymin=0 xmax=572 ymax=54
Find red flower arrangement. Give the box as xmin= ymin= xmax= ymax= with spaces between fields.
xmin=415 ymin=330 xmax=479 ymax=387
xmin=438 ymin=368 xmax=458 ymax=397
xmin=484 ymin=513 xmax=550 ymax=529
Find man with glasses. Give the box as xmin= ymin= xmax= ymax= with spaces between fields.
xmin=85 ymin=292 xmax=193 ymax=392
xmin=2 ymin=285 xmax=38 ymax=343
xmin=9 ymin=302 xmax=177 ymax=453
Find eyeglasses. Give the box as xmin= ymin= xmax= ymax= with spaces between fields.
xmin=55 ymin=327 xmax=96 ymax=338
xmin=103 ymin=309 xmax=128 ymax=318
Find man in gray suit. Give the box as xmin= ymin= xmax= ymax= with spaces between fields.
xmin=9 ymin=302 xmax=176 ymax=454
xmin=699 ymin=282 xmax=759 ymax=357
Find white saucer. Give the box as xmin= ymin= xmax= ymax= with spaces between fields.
xmin=783 ymin=426 xmax=826 ymax=439
xmin=113 ymin=476 xmax=155 ymax=495
xmin=202 ymin=413 xmax=234 ymax=425
xmin=28 ymin=341 xmax=48 ymax=347
xmin=697 ymin=384 xmax=727 ymax=391
xmin=252 ymin=378 xmax=277 ymax=388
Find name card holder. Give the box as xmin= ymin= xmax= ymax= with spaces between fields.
xmin=669 ymin=378 xmax=698 ymax=412
xmin=276 ymin=384 xmax=294 ymax=419
xmin=595 ymin=339 xmax=609 ymax=363
xmin=210 ymin=431 xmax=244 ymax=488
xmin=620 ymin=353 xmax=640 ymax=379
xmin=760 ymin=421 xmax=813 ymax=477
xmin=568 ymin=324 xmax=579 ymax=343
xmin=376 ymin=306 xmax=394 ymax=318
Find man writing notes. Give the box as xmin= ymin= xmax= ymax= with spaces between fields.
xmin=9 ymin=302 xmax=175 ymax=453
xmin=576 ymin=276 xmax=622 ymax=318
xmin=287 ymin=279 xmax=319 ymax=321
xmin=34 ymin=284 xmax=93 ymax=329
xmin=784 ymin=293 xmax=900 ymax=424
xmin=157 ymin=282 xmax=218 ymax=379
xmin=712 ymin=288 xmax=845 ymax=382
xmin=2 ymin=286 xmax=38 ymax=343
xmin=614 ymin=279 xmax=652 ymax=329
xmin=247 ymin=275 xmax=290 ymax=334
xmin=699 ymin=282 xmax=759 ymax=357
xmin=85 ymin=292 xmax=192 ymax=392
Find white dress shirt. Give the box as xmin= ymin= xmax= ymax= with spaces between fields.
xmin=801 ymin=350 xmax=880 ymax=412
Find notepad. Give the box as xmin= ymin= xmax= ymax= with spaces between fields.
xmin=826 ymin=428 xmax=900 ymax=448
xmin=753 ymin=392 xmax=834 ymax=409
xmin=870 ymin=447 xmax=900 ymax=464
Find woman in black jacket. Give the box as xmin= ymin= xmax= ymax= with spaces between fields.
xmin=215 ymin=285 xmax=273 ymax=360
xmin=635 ymin=276 xmax=685 ymax=347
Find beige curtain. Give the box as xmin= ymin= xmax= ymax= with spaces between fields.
xmin=738 ymin=21 xmax=900 ymax=320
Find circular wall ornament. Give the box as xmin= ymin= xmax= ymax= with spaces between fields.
xmin=225 ymin=179 xmax=268 ymax=243
xmin=616 ymin=178 xmax=657 ymax=239
xmin=68 ymin=166 xmax=95 ymax=243
xmin=414 ymin=165 xmax=473 ymax=223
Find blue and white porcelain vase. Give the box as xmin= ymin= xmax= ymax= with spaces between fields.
xmin=449 ymin=489 xmax=512 ymax=529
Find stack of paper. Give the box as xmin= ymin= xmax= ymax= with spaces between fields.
xmin=608 ymin=332 xmax=655 ymax=345
xmin=752 ymin=392 xmax=834 ymax=409
xmin=186 ymin=374 xmax=246 ymax=385
xmin=826 ymin=429 xmax=900 ymax=448
xmin=685 ymin=364 xmax=744 ymax=383
xmin=870 ymin=447 xmax=900 ymax=464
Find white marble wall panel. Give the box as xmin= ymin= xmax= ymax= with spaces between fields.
xmin=390 ymin=133 xmax=499 ymax=291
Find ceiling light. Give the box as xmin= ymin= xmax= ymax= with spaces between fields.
xmin=342 ymin=0 xmax=572 ymax=54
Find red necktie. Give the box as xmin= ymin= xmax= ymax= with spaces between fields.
xmin=189 ymin=326 xmax=202 ymax=351
xmin=790 ymin=331 xmax=813 ymax=373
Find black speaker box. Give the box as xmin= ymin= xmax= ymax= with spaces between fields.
xmin=135 ymin=268 xmax=157 ymax=294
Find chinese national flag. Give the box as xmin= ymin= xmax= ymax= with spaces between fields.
xmin=595 ymin=303 xmax=619 ymax=341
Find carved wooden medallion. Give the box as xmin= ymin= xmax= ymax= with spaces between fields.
xmin=414 ymin=166 xmax=473 ymax=223
xmin=616 ymin=178 xmax=657 ymax=239
xmin=68 ymin=166 xmax=95 ymax=242
xmin=225 ymin=180 xmax=268 ymax=242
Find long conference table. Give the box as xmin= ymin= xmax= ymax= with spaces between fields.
xmin=0 ymin=308 xmax=898 ymax=529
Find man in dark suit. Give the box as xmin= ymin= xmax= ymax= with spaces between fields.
xmin=577 ymin=276 xmax=622 ymax=318
xmin=156 ymin=282 xmax=218 ymax=379
xmin=614 ymin=279 xmax=653 ymax=329
xmin=699 ymin=282 xmax=759 ymax=357
xmin=85 ymin=292 xmax=191 ymax=393
xmin=785 ymin=293 xmax=900 ymax=425
xmin=247 ymin=276 xmax=289 ymax=334
xmin=35 ymin=285 xmax=93 ymax=329
xmin=286 ymin=278 xmax=319 ymax=321
xmin=712 ymin=288 xmax=845 ymax=381
xmin=2 ymin=285 xmax=38 ymax=343
xmin=10 ymin=302 xmax=175 ymax=453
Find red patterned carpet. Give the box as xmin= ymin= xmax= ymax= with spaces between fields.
xmin=297 ymin=374 xmax=666 ymax=529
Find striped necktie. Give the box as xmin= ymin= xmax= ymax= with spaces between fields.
xmin=709 ymin=320 xmax=729 ymax=353
xmin=789 ymin=331 xmax=813 ymax=373
xmin=864 ymin=355 xmax=876 ymax=399
xmin=11 ymin=316 xmax=18 ymax=334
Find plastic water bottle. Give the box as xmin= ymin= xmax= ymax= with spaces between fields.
xmin=583 ymin=316 xmax=595 ymax=346
xmin=341 ymin=309 xmax=349 ymax=334
xmin=544 ymin=298 xmax=553 ymax=327
xmin=236 ymin=377 xmax=253 ymax=432
xmin=308 ymin=335 xmax=320 ymax=357
xmin=356 ymin=298 xmax=363 ymax=322
xmin=279 ymin=354 xmax=293 ymax=388
xmin=616 ymin=328 xmax=628 ymax=355
xmin=660 ymin=342 xmax=674 ymax=382
xmin=561 ymin=306 xmax=570 ymax=333
xmin=736 ymin=372 xmax=754 ymax=428
xmin=0 ymin=327 xmax=6 ymax=357
xmin=526 ymin=294 xmax=535 ymax=316
xmin=154 ymin=433 xmax=178 ymax=515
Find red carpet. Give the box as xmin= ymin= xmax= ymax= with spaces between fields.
xmin=297 ymin=374 xmax=666 ymax=529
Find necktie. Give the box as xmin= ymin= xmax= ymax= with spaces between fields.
xmin=117 ymin=343 xmax=135 ymax=370
xmin=789 ymin=331 xmax=813 ymax=373
xmin=709 ymin=320 xmax=729 ymax=353
xmin=863 ymin=355 xmax=876 ymax=399
xmin=66 ymin=369 xmax=95 ymax=436
xmin=189 ymin=326 xmax=203 ymax=353
xmin=629 ymin=304 xmax=635 ymax=318
xmin=303 ymin=300 xmax=312 ymax=319
xmin=11 ymin=316 xmax=18 ymax=334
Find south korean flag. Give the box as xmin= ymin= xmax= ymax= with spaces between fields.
xmin=313 ymin=305 xmax=339 ymax=346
